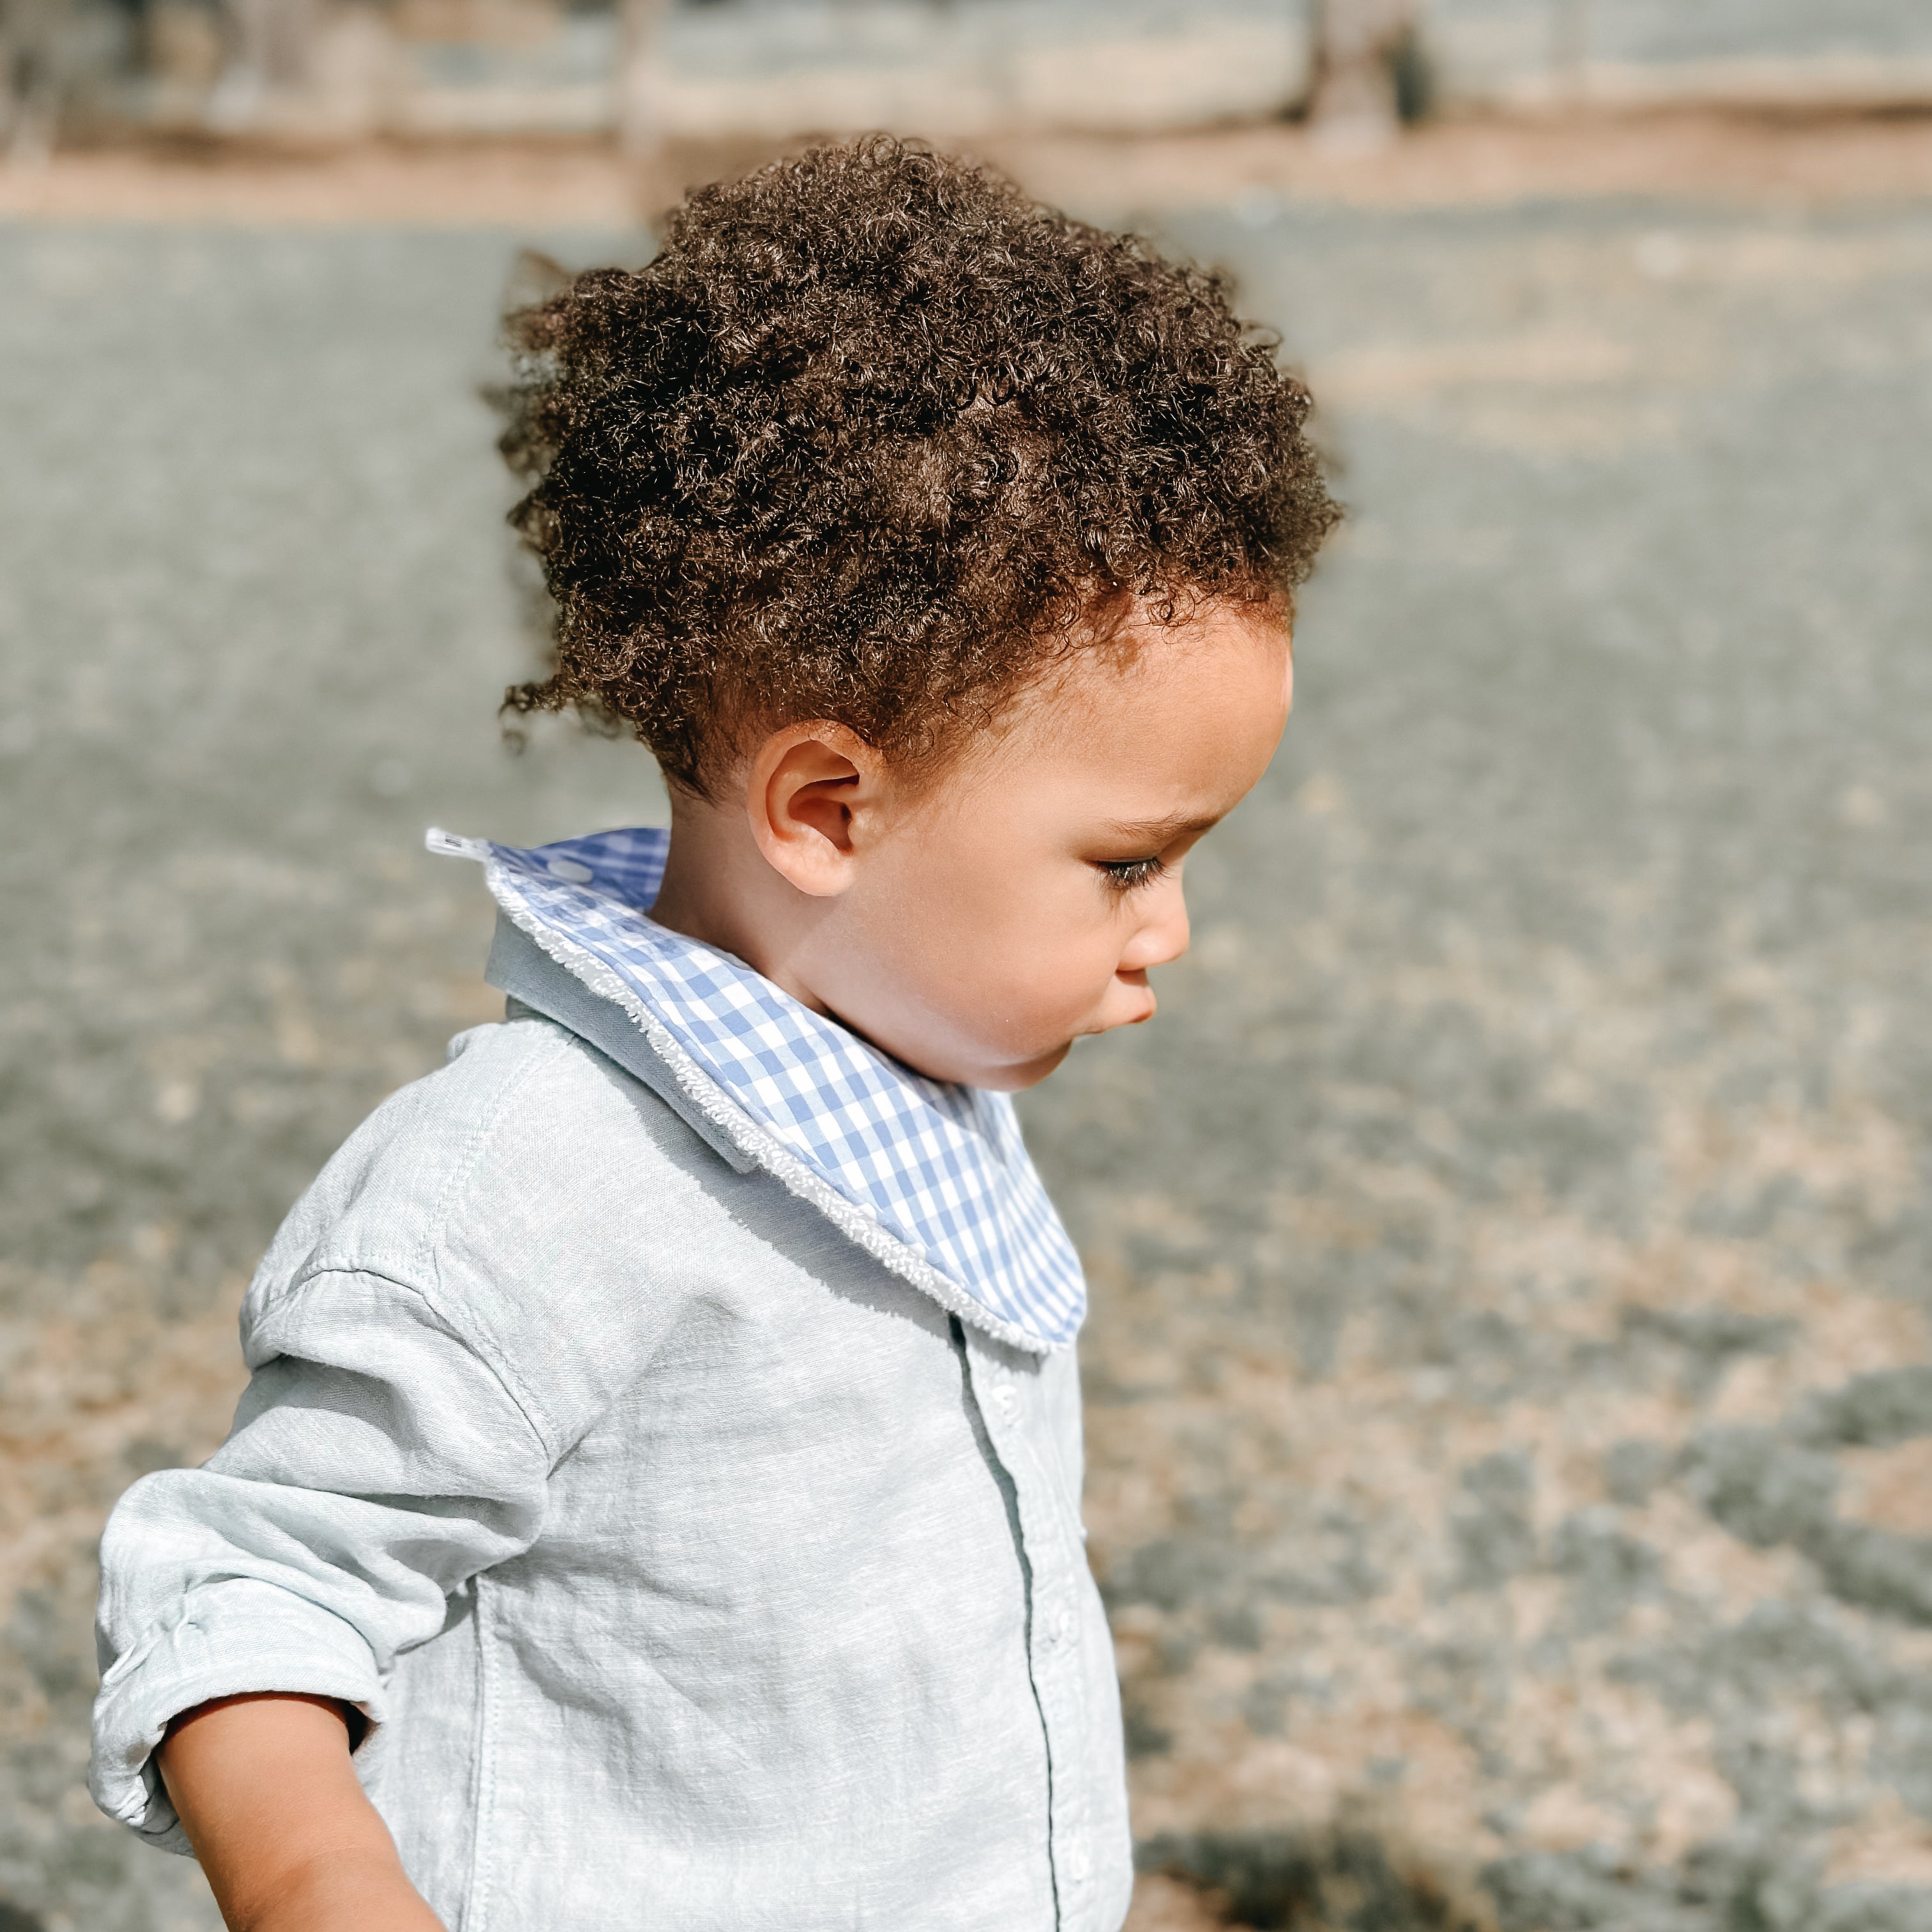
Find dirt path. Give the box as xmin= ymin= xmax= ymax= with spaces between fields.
xmin=3 ymin=109 xmax=1931 ymax=227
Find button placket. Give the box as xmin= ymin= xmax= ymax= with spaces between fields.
xmin=963 ymin=1334 xmax=1100 ymax=1928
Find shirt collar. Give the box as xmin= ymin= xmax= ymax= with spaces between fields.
xmin=429 ymin=826 xmax=1085 ymax=1353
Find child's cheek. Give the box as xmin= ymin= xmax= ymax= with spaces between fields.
xmin=1033 ymin=935 xmax=1137 ymax=1041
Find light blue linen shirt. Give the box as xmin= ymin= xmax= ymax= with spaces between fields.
xmin=89 ymin=891 xmax=1133 ymax=1930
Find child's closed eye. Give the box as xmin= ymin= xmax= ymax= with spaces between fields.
xmin=1095 ymin=856 xmax=1166 ymax=893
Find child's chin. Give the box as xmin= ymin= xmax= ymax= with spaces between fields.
xmin=965 ymin=1040 xmax=1074 ymax=1094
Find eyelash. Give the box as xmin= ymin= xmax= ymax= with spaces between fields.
xmin=1097 ymin=856 xmax=1166 ymax=893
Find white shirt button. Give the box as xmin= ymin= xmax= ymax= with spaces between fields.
xmin=1039 ymin=1600 xmax=1077 ymax=1651
xmin=992 ymin=1385 xmax=1020 ymax=1422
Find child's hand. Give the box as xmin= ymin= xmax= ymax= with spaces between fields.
xmin=158 ymin=1693 xmax=446 ymax=1932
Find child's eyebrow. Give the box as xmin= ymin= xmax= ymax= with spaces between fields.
xmin=1101 ymin=811 xmax=1224 ymax=847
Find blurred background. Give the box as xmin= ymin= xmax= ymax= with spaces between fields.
xmin=4 ymin=4 xmax=1932 ymax=1931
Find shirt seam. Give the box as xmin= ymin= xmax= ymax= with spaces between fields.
xmin=415 ymin=1022 xmax=576 ymax=1297
xmin=266 ymin=1262 xmax=562 ymax=1466
xmin=1002 ymin=1393 xmax=1100 ymax=1924
xmin=950 ymin=1317 xmax=1064 ymax=1931
xmin=459 ymin=1573 xmax=501 ymax=1932
xmin=238 ymin=1020 xmax=576 ymax=1450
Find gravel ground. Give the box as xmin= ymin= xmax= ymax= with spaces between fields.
xmin=2 ymin=174 xmax=1929 ymax=1931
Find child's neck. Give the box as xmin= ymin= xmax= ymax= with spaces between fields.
xmin=649 ymin=798 xmax=832 ymax=1016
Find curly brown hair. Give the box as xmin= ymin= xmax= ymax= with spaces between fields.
xmin=499 ymin=137 xmax=1338 ymax=798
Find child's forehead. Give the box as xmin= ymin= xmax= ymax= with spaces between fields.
xmin=943 ymin=602 xmax=1292 ymax=782
xmin=1036 ymin=597 xmax=1291 ymax=706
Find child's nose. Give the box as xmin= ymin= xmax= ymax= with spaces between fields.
xmin=1119 ymin=890 xmax=1190 ymax=973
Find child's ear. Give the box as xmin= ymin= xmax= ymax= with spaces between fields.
xmin=746 ymin=724 xmax=877 ymax=897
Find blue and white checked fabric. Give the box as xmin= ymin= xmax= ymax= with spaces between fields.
xmin=428 ymin=825 xmax=1086 ymax=1351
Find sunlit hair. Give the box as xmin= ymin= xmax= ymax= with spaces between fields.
xmin=498 ymin=135 xmax=1340 ymax=799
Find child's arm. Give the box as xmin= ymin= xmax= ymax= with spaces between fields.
xmin=158 ymin=1694 xmax=445 ymax=1932
xmin=91 ymin=1264 xmax=555 ymax=1872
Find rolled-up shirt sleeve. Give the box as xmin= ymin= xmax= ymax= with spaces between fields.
xmin=89 ymin=1266 xmax=553 ymax=1851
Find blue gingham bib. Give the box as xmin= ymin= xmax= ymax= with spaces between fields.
xmin=428 ymin=826 xmax=1085 ymax=1353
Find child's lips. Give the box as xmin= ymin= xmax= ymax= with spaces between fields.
xmin=1096 ymin=988 xmax=1158 ymax=1032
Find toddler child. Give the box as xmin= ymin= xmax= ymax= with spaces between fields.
xmin=89 ymin=137 xmax=1337 ymax=1932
